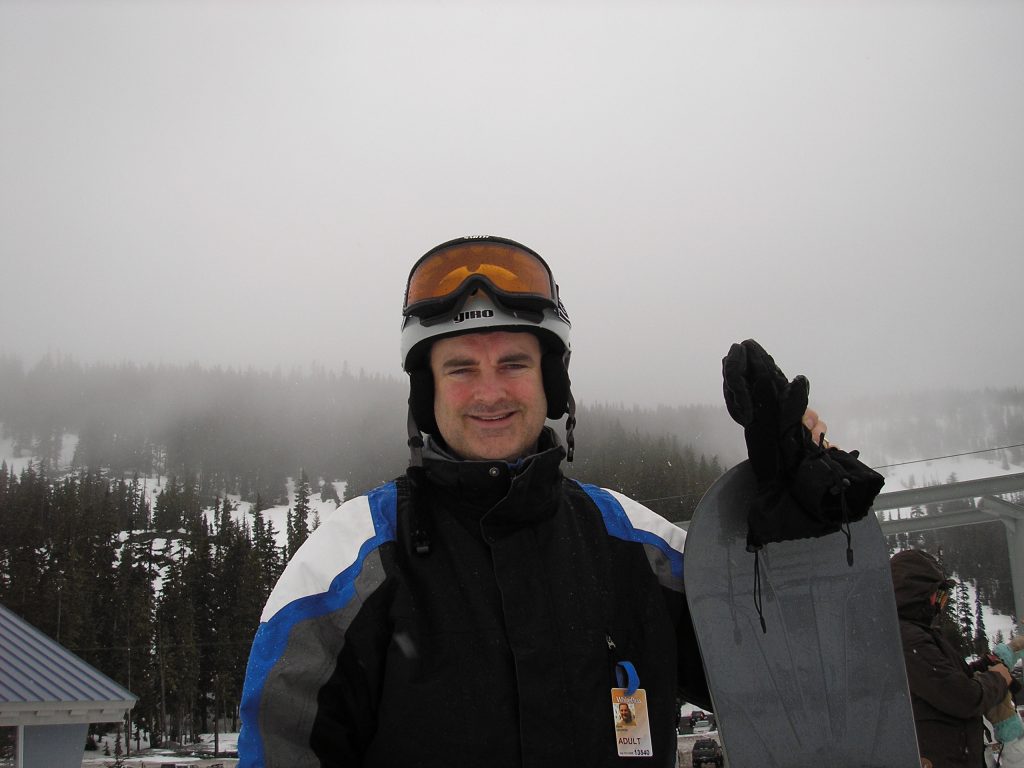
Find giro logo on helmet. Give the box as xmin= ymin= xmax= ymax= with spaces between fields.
xmin=453 ymin=309 xmax=495 ymax=324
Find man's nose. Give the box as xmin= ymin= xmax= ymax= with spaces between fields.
xmin=472 ymin=369 xmax=507 ymax=402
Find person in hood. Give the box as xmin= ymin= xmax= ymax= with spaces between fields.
xmin=891 ymin=548 xmax=1012 ymax=768
xmin=237 ymin=236 xmax=828 ymax=768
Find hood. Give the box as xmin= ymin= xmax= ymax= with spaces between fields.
xmin=890 ymin=549 xmax=956 ymax=616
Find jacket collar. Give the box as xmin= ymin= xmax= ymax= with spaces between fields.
xmin=419 ymin=427 xmax=566 ymax=528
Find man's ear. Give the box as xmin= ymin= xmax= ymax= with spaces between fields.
xmin=542 ymin=352 xmax=570 ymax=420
xmin=409 ymin=368 xmax=439 ymax=436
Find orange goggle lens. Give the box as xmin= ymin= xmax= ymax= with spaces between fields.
xmin=404 ymin=241 xmax=557 ymax=314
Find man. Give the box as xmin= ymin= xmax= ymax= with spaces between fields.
xmin=890 ymin=548 xmax=1012 ymax=768
xmin=617 ymin=702 xmax=636 ymax=727
xmin=238 ymin=236 xmax=820 ymax=767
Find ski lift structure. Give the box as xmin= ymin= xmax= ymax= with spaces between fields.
xmin=874 ymin=472 xmax=1024 ymax=623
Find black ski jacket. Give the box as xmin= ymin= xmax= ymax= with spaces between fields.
xmin=892 ymin=550 xmax=1007 ymax=768
xmin=239 ymin=430 xmax=709 ymax=767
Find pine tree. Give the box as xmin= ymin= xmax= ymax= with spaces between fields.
xmin=103 ymin=729 xmax=128 ymax=768
xmin=217 ymin=496 xmax=233 ymax=538
xmin=252 ymin=497 xmax=282 ymax=582
xmin=153 ymin=477 xmax=183 ymax=530
xmin=209 ymin=502 xmax=258 ymax=737
xmin=956 ymin=580 xmax=974 ymax=654
xmin=320 ymin=480 xmax=341 ymax=505
xmin=974 ymin=590 xmax=989 ymax=656
xmin=288 ymin=470 xmax=311 ymax=558
xmin=114 ymin=535 xmax=156 ymax=755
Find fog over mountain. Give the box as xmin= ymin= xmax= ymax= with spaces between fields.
xmin=2 ymin=1 xmax=1022 ymax=408
xmin=1 ymin=356 xmax=1021 ymax=508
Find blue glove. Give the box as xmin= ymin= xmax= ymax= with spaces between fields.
xmin=996 ymin=714 xmax=1024 ymax=744
xmin=995 ymin=643 xmax=1021 ymax=669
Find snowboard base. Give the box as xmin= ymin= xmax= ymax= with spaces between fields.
xmin=684 ymin=462 xmax=920 ymax=767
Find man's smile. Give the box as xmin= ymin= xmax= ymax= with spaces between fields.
xmin=468 ymin=411 xmax=516 ymax=424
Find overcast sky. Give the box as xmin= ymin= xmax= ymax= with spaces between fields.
xmin=1 ymin=0 xmax=1021 ymax=409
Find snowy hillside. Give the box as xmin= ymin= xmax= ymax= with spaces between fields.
xmin=876 ymin=452 xmax=1023 ymax=492
xmin=209 ymin=475 xmax=348 ymax=551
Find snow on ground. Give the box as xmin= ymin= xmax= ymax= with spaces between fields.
xmin=211 ymin=477 xmax=348 ymax=551
xmin=81 ymin=732 xmax=239 ymax=767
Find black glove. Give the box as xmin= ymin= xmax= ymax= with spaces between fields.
xmin=722 ymin=339 xmax=885 ymax=553
xmin=723 ymin=339 xmax=809 ymax=487
xmin=970 ymin=654 xmax=1022 ymax=694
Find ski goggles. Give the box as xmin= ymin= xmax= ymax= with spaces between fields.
xmin=403 ymin=237 xmax=559 ymax=320
xmin=931 ymin=586 xmax=951 ymax=609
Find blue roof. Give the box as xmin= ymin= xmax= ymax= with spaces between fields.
xmin=0 ymin=602 xmax=137 ymax=726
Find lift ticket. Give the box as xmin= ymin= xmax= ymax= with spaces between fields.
xmin=610 ymin=688 xmax=653 ymax=758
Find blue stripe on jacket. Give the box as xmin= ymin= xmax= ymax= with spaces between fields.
xmin=575 ymin=481 xmax=685 ymax=581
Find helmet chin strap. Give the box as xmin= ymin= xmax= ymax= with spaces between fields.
xmin=404 ymin=406 xmax=433 ymax=557
xmin=565 ymin=390 xmax=577 ymax=463
xmin=407 ymin=406 xmax=425 ymax=468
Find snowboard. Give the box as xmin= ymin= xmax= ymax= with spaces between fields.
xmin=684 ymin=461 xmax=921 ymax=767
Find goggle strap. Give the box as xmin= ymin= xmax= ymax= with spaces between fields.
xmin=409 ymin=278 xmax=554 ymax=321
xmin=417 ymin=289 xmax=475 ymax=328
xmin=415 ymin=289 xmax=547 ymax=328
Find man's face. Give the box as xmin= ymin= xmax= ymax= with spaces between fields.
xmin=430 ymin=331 xmax=547 ymax=462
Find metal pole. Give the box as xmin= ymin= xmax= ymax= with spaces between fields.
xmin=1004 ymin=519 xmax=1024 ymax=624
